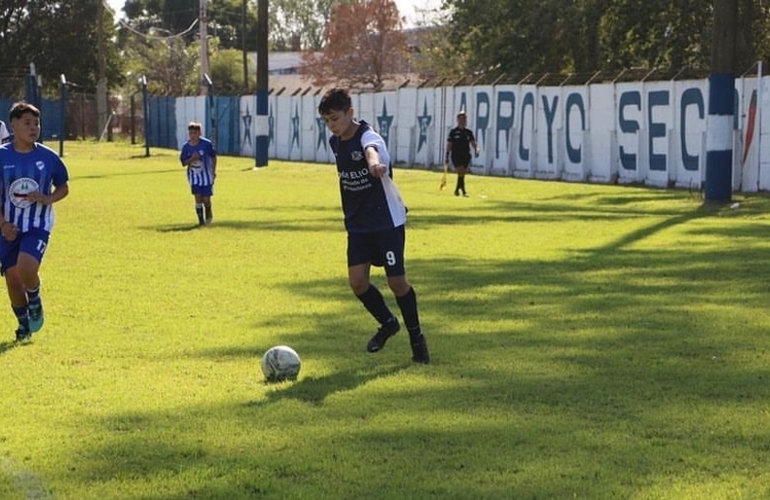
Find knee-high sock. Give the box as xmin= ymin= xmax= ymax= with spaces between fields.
xmin=357 ymin=285 xmax=395 ymax=324
xmin=12 ymin=304 xmax=29 ymax=329
xmin=396 ymin=287 xmax=421 ymax=338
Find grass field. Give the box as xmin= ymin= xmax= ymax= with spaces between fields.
xmin=2 ymin=140 xmax=770 ymax=499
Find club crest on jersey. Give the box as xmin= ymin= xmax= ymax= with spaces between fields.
xmin=9 ymin=177 xmax=39 ymax=209
xmin=351 ymin=151 xmax=364 ymax=161
xmin=36 ymin=161 xmax=45 ymax=170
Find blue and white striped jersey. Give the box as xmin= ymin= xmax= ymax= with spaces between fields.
xmin=0 ymin=142 xmax=69 ymax=233
xmin=330 ymin=121 xmax=407 ymax=234
xmin=180 ymin=137 xmax=217 ymax=187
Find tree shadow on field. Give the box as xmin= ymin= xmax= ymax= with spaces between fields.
xmin=246 ymin=363 xmax=408 ymax=406
xmin=61 ymin=188 xmax=770 ymax=499
xmin=73 ymin=168 xmax=180 ymax=181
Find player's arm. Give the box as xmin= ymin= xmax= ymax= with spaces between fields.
xmin=180 ymin=149 xmax=199 ymax=167
xmin=364 ymin=145 xmax=387 ymax=178
xmin=27 ymin=182 xmax=68 ymax=205
xmin=0 ymin=212 xmax=15 ymax=240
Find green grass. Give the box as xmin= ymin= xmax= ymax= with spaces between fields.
xmin=2 ymin=140 xmax=770 ymax=499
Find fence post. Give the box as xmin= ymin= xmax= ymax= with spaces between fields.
xmin=59 ymin=74 xmax=67 ymax=157
xmin=140 ymin=75 xmax=150 ymax=157
xmin=203 ymin=73 xmax=217 ymax=147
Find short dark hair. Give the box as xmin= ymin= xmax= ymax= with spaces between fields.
xmin=188 ymin=122 xmax=202 ymax=131
xmin=9 ymin=101 xmax=40 ymax=121
xmin=318 ymin=88 xmax=351 ymax=115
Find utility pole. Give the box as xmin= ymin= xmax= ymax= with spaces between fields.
xmin=255 ymin=0 xmax=269 ymax=167
xmin=242 ymin=0 xmax=248 ymax=88
xmin=200 ymin=0 xmax=210 ymax=95
xmin=704 ymin=0 xmax=738 ymax=202
xmin=97 ymin=0 xmax=108 ymax=140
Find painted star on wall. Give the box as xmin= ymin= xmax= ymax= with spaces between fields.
xmin=377 ymin=100 xmax=394 ymax=147
xmin=268 ymin=104 xmax=274 ymax=146
xmin=316 ymin=117 xmax=327 ymax=150
xmin=417 ymin=99 xmax=432 ymax=152
xmin=242 ymin=104 xmax=252 ymax=147
xmin=291 ymin=104 xmax=300 ymax=151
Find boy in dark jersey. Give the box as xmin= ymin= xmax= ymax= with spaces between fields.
xmin=445 ymin=110 xmax=479 ymax=197
xmin=318 ymin=88 xmax=429 ymax=364
xmin=0 ymin=102 xmax=70 ymax=342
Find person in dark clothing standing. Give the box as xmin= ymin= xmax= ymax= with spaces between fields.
xmin=445 ymin=110 xmax=479 ymax=197
xmin=317 ymin=88 xmax=430 ymax=364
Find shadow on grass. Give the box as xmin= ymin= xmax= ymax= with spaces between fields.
xmin=0 ymin=339 xmax=18 ymax=355
xmin=72 ymin=168 xmax=180 ymax=181
xmin=246 ymin=363 xmax=409 ymax=406
xmin=65 ymin=188 xmax=770 ymax=499
xmin=144 ymin=204 xmax=340 ymax=233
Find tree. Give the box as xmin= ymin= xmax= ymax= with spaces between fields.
xmin=0 ymin=0 xmax=123 ymax=96
xmin=270 ymin=0 xmax=339 ymax=50
xmin=209 ymin=48 xmax=255 ymax=94
xmin=122 ymin=0 xmax=259 ymax=51
xmin=300 ymin=0 xmax=407 ymax=89
xmin=122 ymin=34 xmax=200 ymax=95
xmin=444 ymin=0 xmax=769 ymax=79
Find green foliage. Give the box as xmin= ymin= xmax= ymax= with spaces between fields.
xmin=2 ymin=141 xmax=770 ymax=498
xmin=0 ymin=0 xmax=123 ymax=96
xmin=210 ymin=48 xmax=255 ymax=94
xmin=270 ymin=0 xmax=340 ymax=50
xmin=446 ymin=0 xmax=768 ymax=78
xmin=121 ymin=33 xmax=202 ymax=95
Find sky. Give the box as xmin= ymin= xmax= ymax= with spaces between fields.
xmin=106 ymin=0 xmax=443 ymax=28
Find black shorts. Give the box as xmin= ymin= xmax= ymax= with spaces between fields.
xmin=452 ymin=154 xmax=471 ymax=169
xmin=347 ymin=226 xmax=406 ymax=276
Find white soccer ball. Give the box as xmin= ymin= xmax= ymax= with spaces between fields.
xmin=261 ymin=345 xmax=301 ymax=382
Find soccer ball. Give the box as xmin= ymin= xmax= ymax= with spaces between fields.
xmin=261 ymin=345 xmax=301 ymax=382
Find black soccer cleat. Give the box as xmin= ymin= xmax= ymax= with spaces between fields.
xmin=15 ymin=325 xmax=32 ymax=343
xmin=410 ymin=334 xmax=430 ymax=364
xmin=367 ymin=317 xmax=400 ymax=353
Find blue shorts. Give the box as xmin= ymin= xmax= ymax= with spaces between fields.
xmin=191 ymin=184 xmax=214 ymax=197
xmin=347 ymin=226 xmax=406 ymax=277
xmin=0 ymin=228 xmax=51 ymax=275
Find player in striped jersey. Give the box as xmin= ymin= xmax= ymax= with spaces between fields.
xmin=0 ymin=102 xmax=70 ymax=342
xmin=0 ymin=119 xmax=9 ymax=144
xmin=318 ymin=88 xmax=429 ymax=364
xmin=180 ymin=122 xmax=217 ymax=225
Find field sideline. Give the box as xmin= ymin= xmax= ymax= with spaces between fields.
xmin=2 ymin=140 xmax=770 ymax=499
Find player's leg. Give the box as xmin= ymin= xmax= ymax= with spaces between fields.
xmin=203 ymin=197 xmax=213 ymax=225
xmin=387 ymin=274 xmax=429 ymax=364
xmin=202 ymin=186 xmax=213 ymax=225
xmin=382 ymin=227 xmax=429 ymax=363
xmin=454 ymin=163 xmax=462 ymax=196
xmin=3 ymin=266 xmax=30 ymax=341
xmin=15 ymin=252 xmax=43 ymax=333
xmin=456 ymin=164 xmax=469 ymax=196
xmin=0 ymin=239 xmax=32 ymax=341
xmin=193 ymin=190 xmax=205 ymax=225
xmin=348 ymin=233 xmax=399 ymax=352
xmin=16 ymin=230 xmax=49 ymax=334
